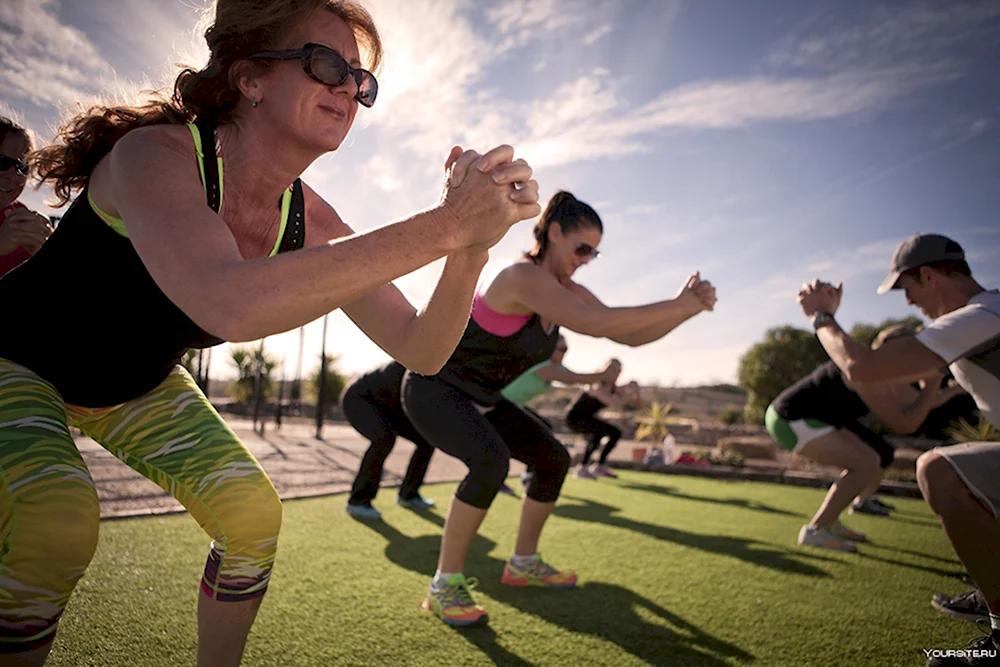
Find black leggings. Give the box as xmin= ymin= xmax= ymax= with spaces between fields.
xmin=842 ymin=422 xmax=895 ymax=469
xmin=566 ymin=396 xmax=621 ymax=466
xmin=342 ymin=383 xmax=435 ymax=505
xmin=401 ymin=373 xmax=571 ymax=510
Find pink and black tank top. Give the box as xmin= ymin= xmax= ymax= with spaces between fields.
xmin=433 ymin=293 xmax=560 ymax=406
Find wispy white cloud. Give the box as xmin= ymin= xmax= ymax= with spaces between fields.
xmin=0 ymin=0 xmax=111 ymax=111
xmin=360 ymin=0 xmax=982 ymax=177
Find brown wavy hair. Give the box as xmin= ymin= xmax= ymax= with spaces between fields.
xmin=30 ymin=0 xmax=382 ymax=207
xmin=526 ymin=190 xmax=603 ymax=261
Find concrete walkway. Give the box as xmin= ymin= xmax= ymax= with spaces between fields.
xmin=77 ymin=416 xmax=919 ymax=520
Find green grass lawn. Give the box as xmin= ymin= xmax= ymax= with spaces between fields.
xmin=49 ymin=471 xmax=975 ymax=666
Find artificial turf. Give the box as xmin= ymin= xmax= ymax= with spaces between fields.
xmin=48 ymin=471 xmax=974 ymax=666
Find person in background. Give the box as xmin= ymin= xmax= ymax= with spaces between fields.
xmin=500 ymin=335 xmax=619 ymax=493
xmin=342 ymin=361 xmax=437 ymax=520
xmin=0 ymin=116 xmax=53 ymax=277
xmin=766 ymin=322 xmax=963 ymax=553
xmin=565 ymin=361 xmax=640 ymax=479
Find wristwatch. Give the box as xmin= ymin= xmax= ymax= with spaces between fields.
xmin=811 ymin=312 xmax=835 ymax=330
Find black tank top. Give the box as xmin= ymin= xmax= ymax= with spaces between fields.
xmin=434 ymin=312 xmax=559 ymax=407
xmin=568 ymin=392 xmax=607 ymax=418
xmin=0 ymin=121 xmax=306 ymax=407
xmin=770 ymin=360 xmax=870 ymax=426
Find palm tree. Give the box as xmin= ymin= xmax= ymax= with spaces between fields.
xmin=635 ymin=401 xmax=678 ymax=441
xmin=947 ymin=418 xmax=1000 ymax=443
xmin=229 ymin=345 xmax=279 ymax=403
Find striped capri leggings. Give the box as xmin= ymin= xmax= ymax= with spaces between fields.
xmin=0 ymin=359 xmax=282 ymax=653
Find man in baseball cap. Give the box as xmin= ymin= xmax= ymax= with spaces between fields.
xmin=794 ymin=232 xmax=999 ymax=666
xmin=877 ymin=233 xmax=968 ymax=295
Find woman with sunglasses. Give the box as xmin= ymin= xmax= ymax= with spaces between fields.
xmin=0 ymin=1 xmax=539 ymax=664
xmin=0 ymin=116 xmax=53 ymax=278
xmin=402 ymin=190 xmax=717 ymax=628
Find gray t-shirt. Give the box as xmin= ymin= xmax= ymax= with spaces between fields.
xmin=916 ymin=290 xmax=1000 ymax=430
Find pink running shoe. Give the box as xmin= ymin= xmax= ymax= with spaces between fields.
xmin=575 ymin=466 xmax=597 ymax=480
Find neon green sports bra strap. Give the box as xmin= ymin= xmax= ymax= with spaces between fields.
xmin=187 ymin=122 xmax=207 ymax=189
xmin=269 ymin=188 xmax=293 ymax=257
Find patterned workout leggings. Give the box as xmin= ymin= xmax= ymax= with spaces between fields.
xmin=0 ymin=359 xmax=282 ymax=653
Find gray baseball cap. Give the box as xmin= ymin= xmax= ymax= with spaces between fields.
xmin=877 ymin=233 xmax=965 ymax=295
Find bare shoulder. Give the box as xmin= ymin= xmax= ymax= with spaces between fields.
xmin=496 ymin=259 xmax=550 ymax=286
xmin=92 ymin=125 xmax=200 ymax=215
xmin=111 ymin=124 xmax=194 ymax=163
xmin=301 ymin=181 xmax=354 ymax=247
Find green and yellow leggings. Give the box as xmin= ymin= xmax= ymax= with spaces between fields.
xmin=0 ymin=359 xmax=281 ymax=653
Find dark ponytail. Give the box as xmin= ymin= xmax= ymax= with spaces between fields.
xmin=527 ymin=190 xmax=602 ymax=261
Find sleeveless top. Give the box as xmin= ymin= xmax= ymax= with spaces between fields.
xmin=434 ymin=294 xmax=560 ymax=406
xmin=0 ymin=120 xmax=306 ymax=407
xmin=501 ymin=360 xmax=566 ymax=406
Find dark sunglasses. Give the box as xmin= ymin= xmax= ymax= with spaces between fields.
xmin=0 ymin=155 xmax=28 ymax=177
xmin=574 ymin=243 xmax=600 ymax=259
xmin=249 ymin=43 xmax=378 ymax=108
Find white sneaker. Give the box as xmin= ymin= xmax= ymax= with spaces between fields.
xmin=829 ymin=520 xmax=866 ymax=542
xmin=797 ymin=525 xmax=857 ymax=552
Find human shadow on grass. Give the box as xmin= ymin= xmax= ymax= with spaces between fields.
xmin=363 ymin=520 xmax=753 ymax=666
xmin=555 ymin=496 xmax=833 ymax=577
xmin=856 ymin=551 xmax=964 ymax=579
xmin=864 ymin=542 xmax=959 ymax=565
xmin=887 ymin=514 xmax=940 ymax=528
xmin=617 ymin=482 xmax=803 ymax=518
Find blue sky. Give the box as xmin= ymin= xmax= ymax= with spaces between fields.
xmin=2 ymin=0 xmax=998 ymax=386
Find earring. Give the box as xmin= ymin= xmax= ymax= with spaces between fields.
xmin=251 ymin=98 xmax=259 ymax=108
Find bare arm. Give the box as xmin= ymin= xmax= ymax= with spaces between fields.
xmin=559 ymin=277 xmax=716 ymax=346
xmin=854 ymin=380 xmax=964 ymax=434
xmin=340 ymin=150 xmax=538 ymax=373
xmin=814 ymin=321 xmax=947 ymax=384
xmin=535 ymin=363 xmax=613 ymax=385
xmin=100 ymin=128 xmax=536 ymax=344
xmin=489 ymin=264 xmax=713 ymax=346
xmin=341 ymin=250 xmax=489 ymax=374
xmin=797 ymin=281 xmax=947 ymax=384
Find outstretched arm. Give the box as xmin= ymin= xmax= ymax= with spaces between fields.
xmin=535 ymin=360 xmax=617 ymax=386
xmin=329 ymin=149 xmax=540 ymax=374
xmin=559 ymin=277 xmax=717 ymax=346
xmin=855 ymin=379 xmax=966 ymax=434
xmin=103 ymin=127 xmax=538 ymax=354
xmin=489 ymin=265 xmax=716 ymax=347
xmin=797 ymin=280 xmax=946 ymax=383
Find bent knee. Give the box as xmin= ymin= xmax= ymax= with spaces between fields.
xmin=533 ymin=443 xmax=571 ymax=477
xmin=916 ymin=451 xmax=962 ymax=492
xmin=215 ymin=484 xmax=283 ymax=552
xmin=852 ymin=446 xmax=882 ymax=476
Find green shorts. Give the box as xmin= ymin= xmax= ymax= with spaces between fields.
xmin=765 ymin=404 xmax=835 ymax=453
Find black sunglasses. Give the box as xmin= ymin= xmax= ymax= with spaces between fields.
xmin=249 ymin=43 xmax=378 ymax=108
xmin=0 ymin=155 xmax=28 ymax=177
xmin=574 ymin=243 xmax=600 ymax=259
